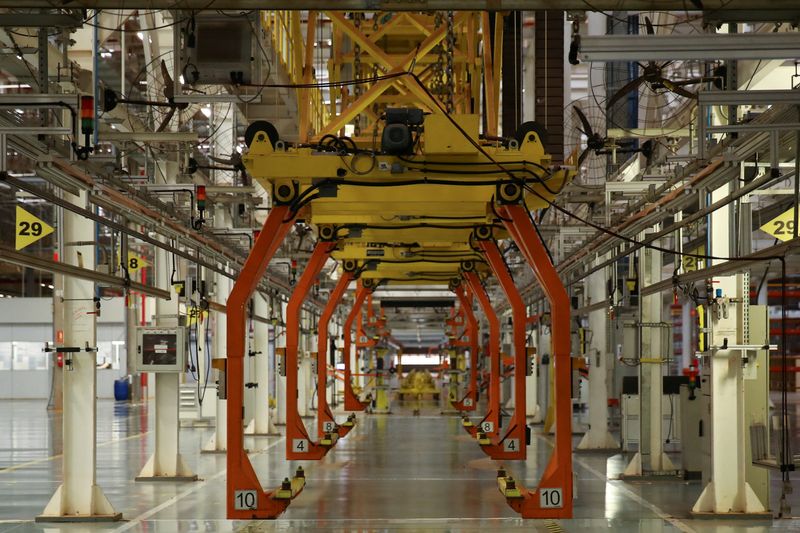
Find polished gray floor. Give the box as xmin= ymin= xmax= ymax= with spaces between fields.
xmin=0 ymin=397 xmax=798 ymax=532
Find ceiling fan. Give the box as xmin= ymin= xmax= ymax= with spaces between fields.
xmin=101 ymin=60 xmax=188 ymax=132
xmin=572 ymin=105 xmax=653 ymax=166
xmin=606 ymin=16 xmax=723 ymax=111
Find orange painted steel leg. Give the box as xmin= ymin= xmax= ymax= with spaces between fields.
xmin=476 ymin=239 xmax=527 ymax=460
xmin=451 ymin=285 xmax=478 ymax=412
xmin=316 ymin=271 xmax=356 ymax=439
xmin=497 ymin=203 xmax=573 ymax=519
xmin=226 ymin=205 xmax=299 ymax=519
xmin=463 ymin=272 xmax=500 ymax=438
xmin=285 ymin=241 xmax=337 ymax=460
xmin=343 ymin=283 xmax=371 ymax=411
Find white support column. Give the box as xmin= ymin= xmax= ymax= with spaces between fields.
xmin=197 ymin=266 xmax=215 ymax=420
xmin=203 ymin=207 xmax=231 ymax=451
xmin=577 ymin=258 xmax=619 ymax=451
xmin=125 ymin=297 xmax=141 ymax=403
xmin=203 ymin=257 xmax=230 ymax=453
xmin=692 ymin=183 xmax=767 ymax=517
xmin=624 ymin=230 xmax=675 ymax=476
xmin=243 ymin=301 xmax=256 ymax=430
xmin=526 ymin=306 xmax=542 ymax=423
xmin=136 ymin=243 xmax=196 ymax=480
xmin=298 ymin=309 xmax=311 ymax=418
xmin=540 ymin=320 xmax=556 ymax=434
xmin=275 ymin=300 xmax=288 ymax=426
xmin=246 ymin=293 xmax=278 ymax=437
xmin=38 ymin=190 xmax=121 ymax=522
xmin=328 ymin=320 xmax=338 ymax=410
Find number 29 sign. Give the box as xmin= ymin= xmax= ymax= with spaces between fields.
xmin=15 ymin=206 xmax=54 ymax=251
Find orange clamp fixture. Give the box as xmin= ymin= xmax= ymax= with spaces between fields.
xmin=285 ymin=241 xmax=338 ymax=460
xmin=316 ymin=270 xmax=357 ymax=439
xmin=225 ymin=205 xmax=303 ymax=519
xmin=343 ymin=282 xmax=371 ymax=411
xmin=451 ymin=283 xmax=479 ymax=412
xmin=462 ymin=271 xmax=500 ymax=439
xmin=474 ymin=238 xmax=527 ymax=461
xmin=494 ymin=203 xmax=574 ymax=519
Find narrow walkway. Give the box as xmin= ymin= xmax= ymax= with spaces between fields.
xmin=0 ymin=399 xmax=797 ymax=532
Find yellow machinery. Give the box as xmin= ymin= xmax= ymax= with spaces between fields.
xmin=398 ymin=369 xmax=440 ymax=400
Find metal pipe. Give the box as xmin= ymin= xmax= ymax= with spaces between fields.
xmin=0 ymin=243 xmax=170 ymax=299
xmin=565 ymin=167 xmax=791 ymax=288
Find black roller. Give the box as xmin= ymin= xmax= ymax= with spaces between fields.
xmin=244 ymin=120 xmax=279 ymax=149
xmin=514 ymin=121 xmax=548 ymax=148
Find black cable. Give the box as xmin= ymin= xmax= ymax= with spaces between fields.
xmin=242 ymin=70 xmax=408 ymax=90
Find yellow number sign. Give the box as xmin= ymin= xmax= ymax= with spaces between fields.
xmin=15 ymin=206 xmax=54 ymax=250
xmin=760 ymin=207 xmax=797 ymax=242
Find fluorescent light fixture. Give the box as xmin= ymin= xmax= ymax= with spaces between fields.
xmin=580 ymin=32 xmax=800 ymax=62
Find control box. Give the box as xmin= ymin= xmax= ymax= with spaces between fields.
xmin=136 ymin=327 xmax=187 ymax=372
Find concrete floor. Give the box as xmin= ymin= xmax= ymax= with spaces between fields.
xmin=0 ymin=397 xmax=798 ymax=532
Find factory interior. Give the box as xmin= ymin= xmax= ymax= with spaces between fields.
xmin=1 ymin=1 xmax=800 ymax=531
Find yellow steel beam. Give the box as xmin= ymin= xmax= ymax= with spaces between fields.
xmin=299 ymin=10 xmax=318 ymax=143
xmin=319 ymin=12 xmax=465 ymax=136
xmin=369 ymin=12 xmax=409 ymax=42
xmin=481 ymin=12 xmax=497 ymax=136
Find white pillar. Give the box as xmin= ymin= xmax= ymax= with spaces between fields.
xmin=539 ymin=323 xmax=554 ymax=432
xmin=624 ymin=230 xmax=675 ymax=476
xmin=246 ymin=293 xmax=277 ymax=436
xmin=692 ymin=183 xmax=766 ymax=516
xmin=38 ymin=190 xmax=121 ymax=522
xmin=275 ymin=300 xmax=287 ymax=426
xmin=136 ymin=243 xmax=196 ymax=480
xmin=577 ymin=259 xmax=619 ymax=450
xmin=526 ymin=304 xmax=542 ymax=422
xmin=203 ymin=258 xmax=229 ymax=453
xmin=298 ymin=309 xmax=312 ymax=418
xmin=197 ymin=268 xmax=215 ymax=420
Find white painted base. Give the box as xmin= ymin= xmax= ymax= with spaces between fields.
xmin=136 ymin=453 xmax=196 ymax=480
xmin=622 ymin=451 xmax=676 ymax=477
xmin=527 ymin=404 xmax=542 ymax=424
xmin=202 ymin=398 xmax=227 ymax=452
xmin=39 ymin=484 xmax=120 ymax=521
xmin=692 ymin=480 xmax=766 ymax=514
xmin=576 ymin=428 xmax=619 ymax=451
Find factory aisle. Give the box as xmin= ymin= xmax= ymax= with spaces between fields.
xmin=0 ymin=399 xmax=798 ymax=532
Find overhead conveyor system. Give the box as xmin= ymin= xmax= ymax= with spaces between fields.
xmin=226 ymin=92 xmax=576 ymax=516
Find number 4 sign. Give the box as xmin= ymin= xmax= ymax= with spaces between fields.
xmin=15 ymin=206 xmax=54 ymax=251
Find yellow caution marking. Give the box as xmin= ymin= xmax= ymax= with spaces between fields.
xmin=544 ymin=519 xmax=566 ymax=532
xmin=15 ymin=205 xmax=54 ymax=250
xmin=126 ymin=252 xmax=148 ymax=273
xmin=760 ymin=206 xmax=797 ymax=242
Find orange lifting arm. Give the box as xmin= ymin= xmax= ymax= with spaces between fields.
xmin=496 ymin=203 xmax=574 ymax=519
xmin=451 ymin=284 xmax=478 ymax=412
xmin=226 ymin=205 xmax=302 ymax=519
xmin=285 ymin=240 xmax=338 ymax=460
xmin=316 ymin=271 xmax=357 ymax=439
xmin=463 ymin=271 xmax=500 ymax=438
xmin=475 ymin=238 xmax=527 ymax=460
xmin=343 ymin=283 xmax=371 ymax=411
